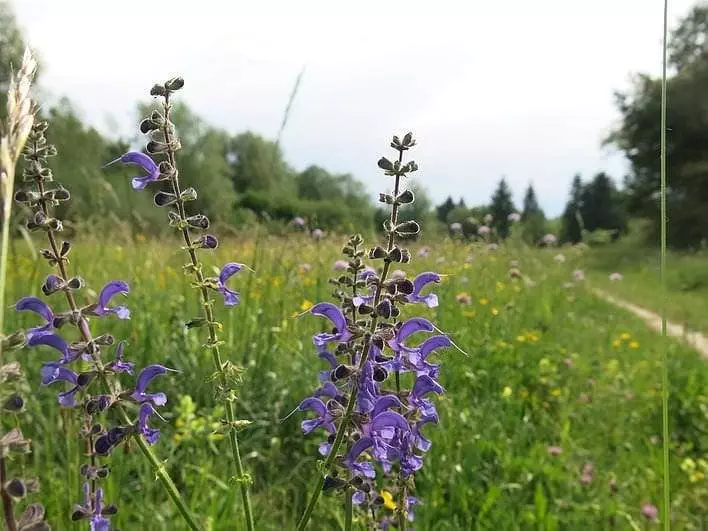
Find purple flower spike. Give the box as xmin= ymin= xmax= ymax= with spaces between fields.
xmin=138 ymin=402 xmax=162 ymax=445
xmin=28 ymin=332 xmax=78 ymax=364
xmin=95 ymin=280 xmax=130 ymax=319
xmin=15 ymin=296 xmax=54 ymax=339
xmin=107 ymin=151 xmax=160 ymax=191
xmin=217 ymin=263 xmax=243 ymax=306
xmin=310 ymin=302 xmax=352 ymax=347
xmin=407 ymin=272 xmax=441 ymax=308
xmin=131 ymin=364 xmax=175 ymax=406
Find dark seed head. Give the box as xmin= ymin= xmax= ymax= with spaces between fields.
xmin=373 ymin=366 xmax=388 ymax=382
xmin=5 ymin=478 xmax=26 ymax=499
xmin=333 ymin=364 xmax=352 ymax=380
xmin=2 ymin=393 xmax=24 ymax=412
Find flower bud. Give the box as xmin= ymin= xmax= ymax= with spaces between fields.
xmin=165 ymin=77 xmax=185 ymax=91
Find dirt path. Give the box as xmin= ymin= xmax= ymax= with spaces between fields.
xmin=592 ymin=288 xmax=708 ymax=359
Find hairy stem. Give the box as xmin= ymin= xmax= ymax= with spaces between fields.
xmin=32 ymin=174 xmax=200 ymax=531
xmin=344 ymin=486 xmax=353 ymax=531
xmin=0 ymin=455 xmax=17 ymax=531
xmin=161 ymin=95 xmax=254 ymax=531
xmin=297 ymin=154 xmax=404 ymax=530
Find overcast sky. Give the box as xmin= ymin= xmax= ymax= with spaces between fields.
xmin=12 ymin=0 xmax=696 ymax=217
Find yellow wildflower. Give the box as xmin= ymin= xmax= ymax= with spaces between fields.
xmin=491 ymin=307 xmax=499 ymax=316
xmin=502 ymin=386 xmax=513 ymax=398
xmin=690 ymin=471 xmax=705 ymax=483
xmin=300 ymin=299 xmax=314 ymax=311
xmin=272 ymin=277 xmax=282 ymax=287
xmin=629 ymin=341 xmax=639 ymax=349
xmin=681 ymin=458 xmax=696 ymax=473
xmin=380 ymin=490 xmax=396 ymax=510
xmin=496 ymin=281 xmax=505 ymax=292
xmin=516 ymin=335 xmax=526 ymax=343
xmin=479 ymin=297 xmax=489 ymax=305
xmin=612 ymin=339 xmax=621 ymax=348
xmin=519 ymin=389 xmax=529 ymax=399
xmin=551 ymin=388 xmax=561 ymax=397
xmin=620 ymin=332 xmax=631 ymax=341
xmin=463 ymin=310 xmax=477 ymax=318
xmin=498 ymin=340 xmax=508 ymax=348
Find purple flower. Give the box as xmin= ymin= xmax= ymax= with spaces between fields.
xmin=356 ymin=361 xmax=379 ymax=413
xmin=382 ymin=318 xmax=435 ymax=372
xmin=407 ymin=272 xmax=441 ymax=308
xmin=74 ymin=484 xmax=112 ymax=530
xmin=196 ymin=234 xmax=218 ymax=249
xmin=106 ymin=151 xmax=160 ymax=191
xmin=137 ymin=402 xmax=162 ymax=445
xmin=105 ymin=341 xmax=134 ymax=374
xmin=94 ymin=280 xmax=130 ymax=319
xmin=292 ymin=216 xmax=306 ymax=227
xmin=217 ymin=263 xmax=242 ymax=306
xmin=409 ymin=374 xmax=444 ymax=420
xmin=343 ymin=436 xmax=376 ymax=479
xmin=15 ymin=296 xmax=55 ymax=339
xmin=310 ymin=303 xmax=352 ymax=348
xmin=28 ymin=332 xmax=79 ymax=364
xmin=41 ymin=362 xmax=80 ymax=407
xmin=408 ymin=335 xmax=451 ymax=377
xmin=130 ymin=364 xmax=175 ymax=406
xmin=298 ymin=397 xmax=336 ymax=434
xmin=312 ymin=228 xmax=324 ymax=239
xmin=42 ymin=274 xmax=64 ymax=295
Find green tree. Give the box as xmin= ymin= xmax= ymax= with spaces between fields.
xmin=520 ymin=184 xmax=546 ymax=244
xmin=489 ymin=178 xmax=515 ymax=239
xmin=607 ymin=4 xmax=708 ymax=247
xmin=580 ymin=172 xmax=627 ymax=240
xmin=435 ymin=196 xmax=455 ymax=222
xmin=560 ymin=174 xmax=583 ymax=243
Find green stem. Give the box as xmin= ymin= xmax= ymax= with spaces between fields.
xmin=161 ymin=94 xmax=254 ymax=530
xmin=298 ymin=155 xmax=404 ymax=530
xmin=660 ymin=0 xmax=670 ymax=529
xmin=344 ymin=487 xmax=353 ymax=531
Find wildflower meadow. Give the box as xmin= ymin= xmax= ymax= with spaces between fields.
xmin=3 ymin=1 xmax=708 ymax=529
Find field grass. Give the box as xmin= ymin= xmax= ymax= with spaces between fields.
xmin=3 ymin=233 xmax=708 ymax=530
xmin=587 ymin=244 xmax=708 ymax=334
